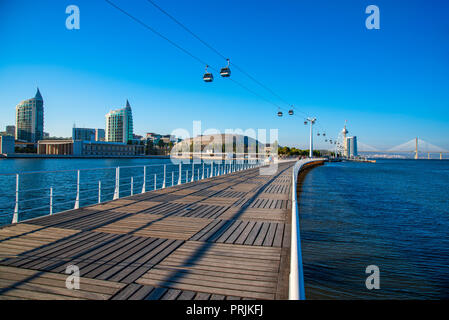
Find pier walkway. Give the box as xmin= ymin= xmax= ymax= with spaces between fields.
xmin=0 ymin=161 xmax=303 ymax=300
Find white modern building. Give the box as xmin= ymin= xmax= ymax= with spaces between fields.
xmin=105 ymin=100 xmax=133 ymax=143
xmin=346 ymin=136 xmax=358 ymax=157
xmin=15 ymin=88 xmax=44 ymax=143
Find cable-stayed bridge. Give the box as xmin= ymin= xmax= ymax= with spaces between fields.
xmin=358 ymin=138 xmax=449 ymax=159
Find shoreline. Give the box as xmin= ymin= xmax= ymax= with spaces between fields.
xmin=0 ymin=154 xmax=170 ymax=159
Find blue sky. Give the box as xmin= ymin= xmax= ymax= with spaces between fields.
xmin=0 ymin=0 xmax=448 ymax=150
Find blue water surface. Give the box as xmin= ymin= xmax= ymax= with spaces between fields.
xmin=299 ymin=159 xmax=449 ymax=299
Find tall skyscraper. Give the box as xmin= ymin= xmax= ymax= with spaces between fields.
xmin=346 ymin=136 xmax=358 ymax=157
xmin=105 ymin=100 xmax=133 ymax=143
xmin=15 ymin=88 xmax=44 ymax=143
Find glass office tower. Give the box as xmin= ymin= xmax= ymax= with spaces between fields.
xmin=15 ymin=88 xmax=44 ymax=143
xmin=105 ymin=100 xmax=133 ymax=143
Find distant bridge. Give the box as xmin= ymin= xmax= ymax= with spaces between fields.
xmin=358 ymin=138 xmax=449 ymax=159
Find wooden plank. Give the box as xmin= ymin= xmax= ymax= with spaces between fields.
xmin=176 ymin=290 xmax=196 ymax=300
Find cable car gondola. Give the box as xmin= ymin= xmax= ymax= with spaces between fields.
xmin=288 ymin=107 xmax=294 ymax=115
xmin=277 ymin=110 xmax=283 ymax=117
xmin=203 ymin=65 xmax=213 ymax=82
xmin=304 ymin=120 xmax=308 ymax=125
xmin=220 ymin=59 xmax=231 ymax=77
xmin=323 ymin=133 xmax=326 ymax=136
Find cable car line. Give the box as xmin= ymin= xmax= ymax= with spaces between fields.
xmin=144 ymin=0 xmax=309 ymax=116
xmin=105 ymin=0 xmax=289 ymax=113
xmin=104 ymin=0 xmax=209 ymax=67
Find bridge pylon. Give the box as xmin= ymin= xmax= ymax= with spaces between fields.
xmin=415 ymin=137 xmax=418 ymax=160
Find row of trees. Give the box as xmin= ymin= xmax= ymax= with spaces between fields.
xmin=144 ymin=139 xmax=174 ymax=155
xmin=278 ymin=146 xmax=321 ymax=157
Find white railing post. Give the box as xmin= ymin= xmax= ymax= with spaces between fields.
xmin=154 ymin=173 xmax=157 ymax=190
xmin=75 ymin=170 xmax=81 ymax=208
xmin=131 ymin=177 xmax=134 ymax=196
xmin=191 ymin=163 xmax=195 ymax=182
xmin=98 ymin=180 xmax=102 ymax=203
xmin=12 ymin=174 xmax=19 ymax=224
xmin=197 ymin=168 xmax=200 ymax=181
xmin=202 ymin=163 xmax=205 ymax=179
xmin=113 ymin=167 xmax=120 ymax=200
xmin=162 ymin=165 xmax=166 ymax=188
xmin=210 ymin=162 xmax=213 ymax=178
xmin=172 ymin=171 xmax=174 ymax=186
xmin=178 ymin=163 xmax=182 ymax=185
xmin=142 ymin=166 xmax=146 ymax=193
xmin=49 ymin=187 xmax=53 ymax=215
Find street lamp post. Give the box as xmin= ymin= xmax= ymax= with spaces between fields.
xmin=306 ymin=117 xmax=316 ymax=158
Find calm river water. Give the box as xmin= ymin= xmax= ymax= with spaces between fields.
xmin=299 ymin=159 xmax=449 ymax=299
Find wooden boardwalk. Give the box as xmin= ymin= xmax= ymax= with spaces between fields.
xmin=0 ymin=162 xmax=296 ymax=300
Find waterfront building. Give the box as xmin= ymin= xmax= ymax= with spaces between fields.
xmin=37 ymin=140 xmax=144 ymax=156
xmin=0 ymin=136 xmax=15 ymax=154
xmin=105 ymin=100 xmax=133 ymax=143
xmin=72 ymin=127 xmax=96 ymax=141
xmin=15 ymin=88 xmax=44 ymax=143
xmin=95 ymin=129 xmax=105 ymax=141
xmin=6 ymin=125 xmax=15 ymax=136
xmin=171 ymin=133 xmax=262 ymax=159
xmin=346 ymin=136 xmax=358 ymax=157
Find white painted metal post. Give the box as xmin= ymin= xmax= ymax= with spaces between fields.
xmin=191 ymin=163 xmax=195 ymax=182
xmin=154 ymin=174 xmax=157 ymax=190
xmin=12 ymin=174 xmax=19 ymax=224
xmin=49 ymin=187 xmax=53 ymax=215
xmin=197 ymin=169 xmax=200 ymax=180
xmin=142 ymin=166 xmax=146 ymax=193
xmin=202 ymin=163 xmax=205 ymax=179
xmin=75 ymin=170 xmax=81 ymax=208
xmin=162 ymin=165 xmax=166 ymax=188
xmin=98 ymin=181 xmax=101 ymax=203
xmin=172 ymin=171 xmax=174 ymax=186
xmin=178 ymin=163 xmax=182 ymax=185
xmin=113 ymin=167 xmax=120 ymax=200
xmin=131 ymin=177 xmax=134 ymax=196
xmin=210 ymin=162 xmax=213 ymax=178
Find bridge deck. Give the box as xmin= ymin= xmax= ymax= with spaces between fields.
xmin=0 ymin=162 xmax=294 ymax=300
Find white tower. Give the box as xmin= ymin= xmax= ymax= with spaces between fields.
xmin=341 ymin=121 xmax=349 ymax=157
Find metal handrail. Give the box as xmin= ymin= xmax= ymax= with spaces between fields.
xmin=3 ymin=160 xmax=262 ymax=225
xmin=289 ymin=158 xmax=325 ymax=300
